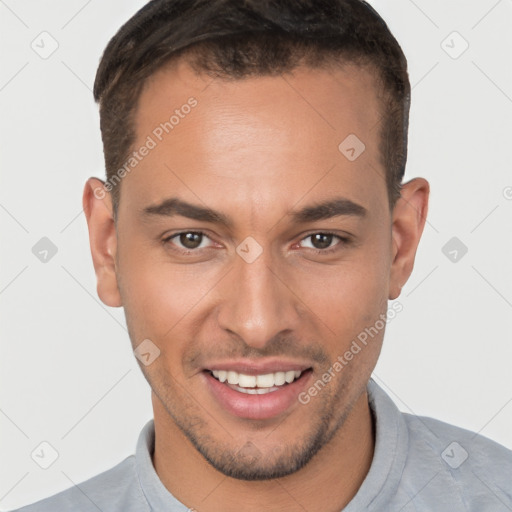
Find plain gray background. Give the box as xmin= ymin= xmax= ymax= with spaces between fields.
xmin=1 ymin=0 xmax=511 ymax=509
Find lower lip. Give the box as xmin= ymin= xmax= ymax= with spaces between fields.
xmin=203 ymin=370 xmax=312 ymax=420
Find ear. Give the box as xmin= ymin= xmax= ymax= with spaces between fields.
xmin=82 ymin=177 xmax=122 ymax=307
xmin=388 ymin=178 xmax=430 ymax=300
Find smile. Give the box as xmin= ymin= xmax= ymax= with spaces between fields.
xmin=210 ymin=369 xmax=303 ymax=394
xmin=203 ymin=367 xmax=312 ymax=420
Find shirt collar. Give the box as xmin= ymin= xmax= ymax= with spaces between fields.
xmin=343 ymin=378 xmax=409 ymax=511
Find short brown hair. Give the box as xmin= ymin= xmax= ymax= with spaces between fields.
xmin=94 ymin=0 xmax=410 ymax=218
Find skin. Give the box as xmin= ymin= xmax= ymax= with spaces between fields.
xmin=83 ymin=58 xmax=428 ymax=511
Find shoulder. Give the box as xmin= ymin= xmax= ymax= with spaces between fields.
xmin=402 ymin=412 xmax=512 ymax=508
xmin=404 ymin=412 xmax=512 ymax=469
xmin=9 ymin=455 xmax=149 ymax=512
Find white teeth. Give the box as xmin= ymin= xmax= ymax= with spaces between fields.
xmin=285 ymin=371 xmax=296 ymax=383
xmin=227 ymin=371 xmax=238 ymax=385
xmin=234 ymin=385 xmax=280 ymax=395
xmin=274 ymin=372 xmax=286 ymax=386
xmin=211 ymin=369 xmax=303 ymax=388
xmin=256 ymin=373 xmax=274 ymax=387
xmin=238 ymin=374 xmax=256 ymax=387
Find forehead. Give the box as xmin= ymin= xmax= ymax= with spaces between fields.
xmin=119 ymin=58 xmax=387 ymax=224
xmin=136 ymin=58 xmax=382 ymax=146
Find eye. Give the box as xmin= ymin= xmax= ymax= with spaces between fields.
xmin=298 ymin=232 xmax=348 ymax=251
xmin=164 ymin=231 xmax=213 ymax=251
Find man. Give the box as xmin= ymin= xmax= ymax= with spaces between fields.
xmin=13 ymin=0 xmax=512 ymax=510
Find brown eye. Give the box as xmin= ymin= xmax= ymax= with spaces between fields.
xmin=162 ymin=231 xmax=218 ymax=254
xmin=310 ymin=233 xmax=334 ymax=249
xmin=298 ymin=232 xmax=349 ymax=253
xmin=178 ymin=232 xmax=203 ymax=249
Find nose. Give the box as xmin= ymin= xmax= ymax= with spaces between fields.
xmin=216 ymin=247 xmax=300 ymax=349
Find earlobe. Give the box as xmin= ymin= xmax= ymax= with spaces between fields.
xmin=82 ymin=177 xmax=122 ymax=307
xmin=388 ymin=178 xmax=430 ymax=300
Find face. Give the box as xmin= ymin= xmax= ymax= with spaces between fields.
xmin=85 ymin=59 xmax=428 ymax=480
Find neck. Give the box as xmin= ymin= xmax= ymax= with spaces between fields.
xmin=152 ymin=390 xmax=375 ymax=512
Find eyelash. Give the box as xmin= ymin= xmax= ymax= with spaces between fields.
xmin=162 ymin=231 xmax=351 ymax=255
xmin=298 ymin=232 xmax=352 ymax=254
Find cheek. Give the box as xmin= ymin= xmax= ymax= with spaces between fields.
xmin=117 ymin=241 xmax=222 ymax=342
xmin=292 ymin=241 xmax=390 ymax=348
xmin=304 ymin=270 xmax=386 ymax=340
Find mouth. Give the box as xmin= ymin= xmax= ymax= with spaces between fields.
xmin=209 ymin=369 xmax=305 ymax=394
xmin=202 ymin=365 xmax=313 ymax=420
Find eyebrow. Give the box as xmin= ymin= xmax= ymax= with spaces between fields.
xmin=290 ymin=197 xmax=367 ymax=223
xmin=141 ymin=196 xmax=367 ymax=226
xmin=142 ymin=198 xmax=232 ymax=227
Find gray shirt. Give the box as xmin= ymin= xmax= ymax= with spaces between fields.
xmin=12 ymin=378 xmax=512 ymax=511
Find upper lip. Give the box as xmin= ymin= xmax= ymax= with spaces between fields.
xmin=204 ymin=359 xmax=312 ymax=375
